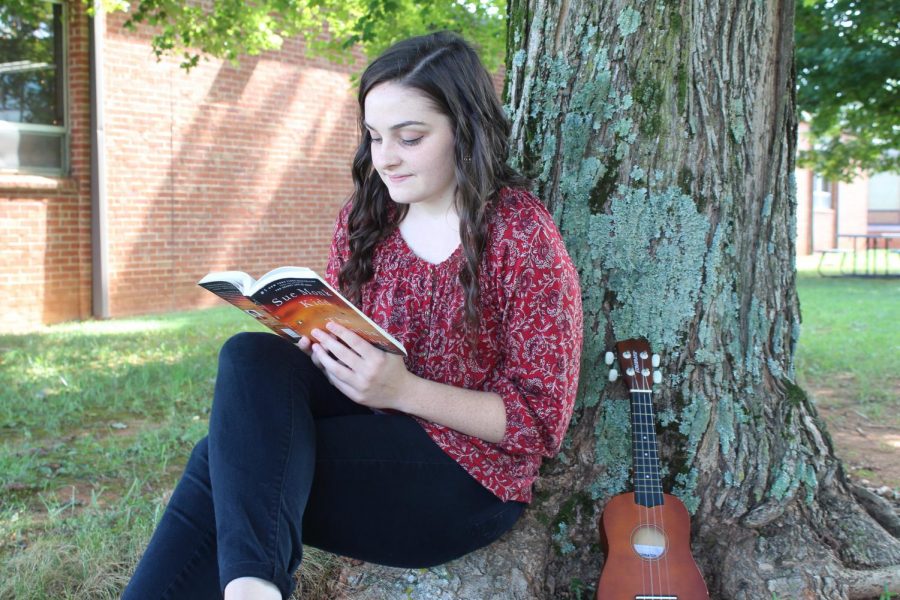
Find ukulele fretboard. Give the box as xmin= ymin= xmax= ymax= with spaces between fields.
xmin=631 ymin=390 xmax=664 ymax=507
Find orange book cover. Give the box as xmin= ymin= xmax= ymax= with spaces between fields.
xmin=198 ymin=267 xmax=406 ymax=356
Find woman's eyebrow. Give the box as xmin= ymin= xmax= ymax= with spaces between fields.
xmin=363 ymin=120 xmax=428 ymax=131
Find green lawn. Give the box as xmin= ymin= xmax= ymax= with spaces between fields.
xmin=0 ymin=308 xmax=340 ymax=599
xmin=794 ymin=258 xmax=900 ymax=424
xmin=0 ymin=260 xmax=896 ymax=598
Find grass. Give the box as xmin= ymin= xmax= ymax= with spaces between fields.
xmin=794 ymin=254 xmax=900 ymax=425
xmin=0 ymin=308 xmax=343 ymax=599
xmin=0 ymin=257 xmax=896 ymax=598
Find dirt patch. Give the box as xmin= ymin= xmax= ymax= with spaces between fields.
xmin=813 ymin=397 xmax=900 ymax=491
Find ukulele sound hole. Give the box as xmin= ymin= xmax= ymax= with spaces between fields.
xmin=631 ymin=525 xmax=667 ymax=560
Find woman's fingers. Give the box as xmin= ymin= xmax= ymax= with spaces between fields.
xmin=311 ymin=326 xmax=363 ymax=367
xmin=311 ymin=341 xmax=356 ymax=384
xmin=296 ymin=335 xmax=313 ymax=356
xmin=323 ymin=322 xmax=378 ymax=359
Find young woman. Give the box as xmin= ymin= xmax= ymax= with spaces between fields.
xmin=123 ymin=31 xmax=583 ymax=600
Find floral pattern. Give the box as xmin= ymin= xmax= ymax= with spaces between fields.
xmin=326 ymin=188 xmax=583 ymax=502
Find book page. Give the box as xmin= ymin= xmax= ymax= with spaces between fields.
xmin=250 ymin=266 xmax=317 ymax=295
xmin=198 ymin=271 xmax=255 ymax=294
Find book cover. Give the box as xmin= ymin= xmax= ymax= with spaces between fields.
xmin=198 ymin=268 xmax=406 ymax=356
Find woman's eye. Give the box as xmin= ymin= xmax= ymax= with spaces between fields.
xmin=370 ymin=137 xmax=382 ymax=144
xmin=401 ymin=137 xmax=423 ymax=146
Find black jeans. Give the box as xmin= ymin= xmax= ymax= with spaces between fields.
xmin=122 ymin=332 xmax=524 ymax=599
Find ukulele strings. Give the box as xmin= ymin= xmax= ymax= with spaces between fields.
xmin=633 ymin=381 xmax=657 ymax=596
xmin=641 ymin=366 xmax=672 ymax=597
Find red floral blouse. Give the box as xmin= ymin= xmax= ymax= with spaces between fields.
xmin=325 ymin=187 xmax=583 ymax=503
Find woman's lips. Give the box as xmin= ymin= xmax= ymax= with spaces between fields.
xmin=387 ymin=174 xmax=411 ymax=183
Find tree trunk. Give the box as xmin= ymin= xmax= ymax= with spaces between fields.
xmin=334 ymin=1 xmax=900 ymax=598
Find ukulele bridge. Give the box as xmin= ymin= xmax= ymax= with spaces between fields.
xmin=635 ymin=596 xmax=678 ymax=600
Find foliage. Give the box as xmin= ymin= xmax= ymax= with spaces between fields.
xmin=795 ymin=0 xmax=900 ymax=181
xmin=88 ymin=0 xmax=506 ymax=72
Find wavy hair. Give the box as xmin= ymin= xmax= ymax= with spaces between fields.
xmin=339 ymin=31 xmax=528 ymax=340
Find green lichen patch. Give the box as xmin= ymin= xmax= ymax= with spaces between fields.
xmin=744 ymin=296 xmax=769 ymax=383
xmin=716 ymin=393 xmax=737 ymax=455
xmin=657 ymin=407 xmax=677 ymax=428
xmin=552 ymin=521 xmax=577 ymax=555
xmin=589 ymin=184 xmax=711 ymax=349
xmin=672 ymin=467 xmax=701 ymax=513
xmin=768 ymin=458 xmax=801 ymax=502
xmin=617 ymin=7 xmax=642 ymax=37
xmin=590 ymin=398 xmax=632 ymax=500
xmin=511 ymin=48 xmax=526 ymax=68
xmin=730 ymin=98 xmax=746 ymax=144
xmin=677 ymin=391 xmax=712 ymax=465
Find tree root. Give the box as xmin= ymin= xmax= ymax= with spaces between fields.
xmin=851 ymin=484 xmax=900 ymax=538
xmin=844 ymin=564 xmax=900 ymax=599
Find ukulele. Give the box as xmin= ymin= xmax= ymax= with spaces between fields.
xmin=595 ymin=339 xmax=709 ymax=600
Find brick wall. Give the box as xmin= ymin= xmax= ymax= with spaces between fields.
xmin=101 ymin=13 xmax=366 ymax=319
xmin=0 ymin=0 xmax=93 ymax=332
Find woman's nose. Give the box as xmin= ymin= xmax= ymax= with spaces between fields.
xmin=373 ymin=139 xmax=401 ymax=170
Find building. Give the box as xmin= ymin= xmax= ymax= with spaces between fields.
xmin=795 ymin=122 xmax=900 ymax=256
xmin=1 ymin=1 xmax=363 ymax=332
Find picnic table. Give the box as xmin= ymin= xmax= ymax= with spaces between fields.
xmin=817 ymin=233 xmax=900 ymax=278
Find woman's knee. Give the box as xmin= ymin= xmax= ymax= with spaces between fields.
xmin=219 ymin=331 xmax=290 ymax=364
xmin=219 ymin=332 xmax=318 ymax=379
xmin=186 ymin=436 xmax=210 ymax=472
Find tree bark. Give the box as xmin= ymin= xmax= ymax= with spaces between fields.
xmin=334 ymin=1 xmax=900 ymax=598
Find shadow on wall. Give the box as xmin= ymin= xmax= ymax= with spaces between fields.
xmin=100 ymin=22 xmax=365 ymax=319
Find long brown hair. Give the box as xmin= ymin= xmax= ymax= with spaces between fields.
xmin=339 ymin=31 xmax=528 ymax=338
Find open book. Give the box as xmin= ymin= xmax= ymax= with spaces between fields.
xmin=198 ymin=266 xmax=406 ymax=356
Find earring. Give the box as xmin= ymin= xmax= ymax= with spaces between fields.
xmin=463 ymin=155 xmax=472 ymax=163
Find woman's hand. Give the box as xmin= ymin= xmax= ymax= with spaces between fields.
xmin=309 ymin=322 xmax=413 ymax=410
xmin=296 ymin=335 xmax=314 ymax=357
xmin=296 ymin=335 xmax=328 ymax=371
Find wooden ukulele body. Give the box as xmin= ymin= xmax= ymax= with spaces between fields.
xmin=596 ymin=493 xmax=709 ymax=600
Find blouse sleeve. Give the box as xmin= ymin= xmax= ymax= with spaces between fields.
xmin=485 ymin=211 xmax=583 ymax=458
xmin=325 ymin=201 xmax=351 ymax=288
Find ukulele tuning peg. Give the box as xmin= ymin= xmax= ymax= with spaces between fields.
xmin=652 ymin=370 xmax=662 ymax=384
xmin=651 ymin=354 xmax=661 ymax=368
xmin=604 ymin=351 xmax=615 ymax=366
xmin=608 ymin=369 xmax=618 ymax=382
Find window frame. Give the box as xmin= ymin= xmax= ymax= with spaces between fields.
xmin=812 ymin=173 xmax=833 ymax=211
xmin=0 ymin=0 xmax=69 ymax=177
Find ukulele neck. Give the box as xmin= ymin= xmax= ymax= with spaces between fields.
xmin=631 ymin=389 xmax=664 ymax=508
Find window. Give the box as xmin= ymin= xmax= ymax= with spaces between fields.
xmin=812 ymin=174 xmax=833 ymax=210
xmin=0 ymin=1 xmax=66 ymax=175
xmin=868 ymin=172 xmax=900 ymax=211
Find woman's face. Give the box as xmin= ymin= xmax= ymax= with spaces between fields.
xmin=363 ymin=82 xmax=458 ymax=213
